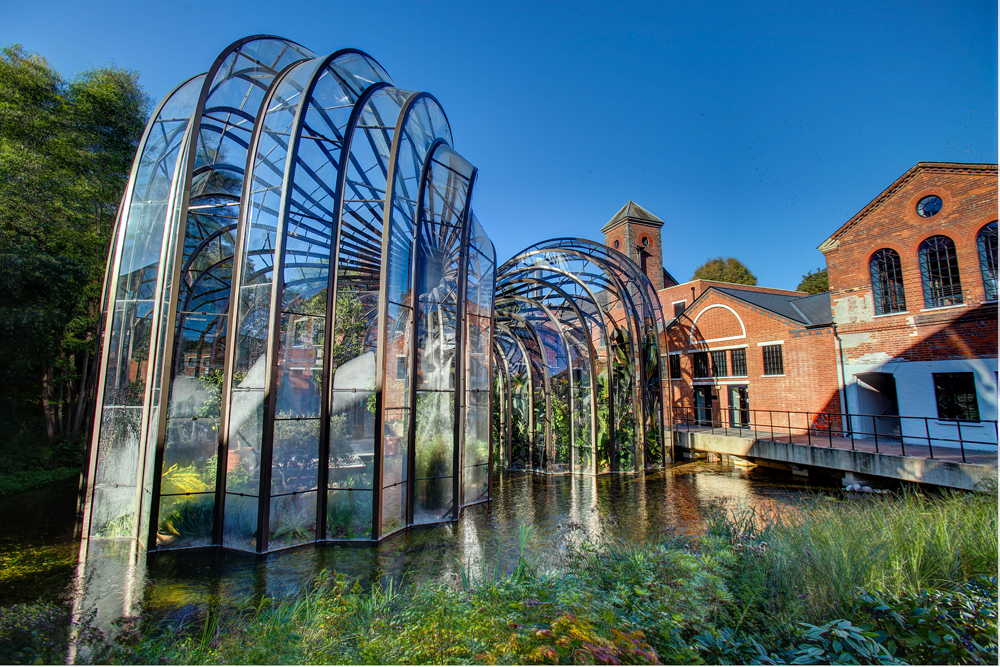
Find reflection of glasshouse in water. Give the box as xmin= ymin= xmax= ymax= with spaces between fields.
xmin=493 ymin=240 xmax=668 ymax=474
xmin=83 ymin=36 xmax=496 ymax=553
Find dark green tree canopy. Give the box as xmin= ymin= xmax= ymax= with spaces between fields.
xmin=691 ymin=256 xmax=757 ymax=285
xmin=797 ymin=267 xmax=829 ymax=294
xmin=0 ymin=44 xmax=149 ymax=451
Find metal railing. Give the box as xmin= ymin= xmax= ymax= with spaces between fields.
xmin=671 ymin=406 xmax=998 ymax=464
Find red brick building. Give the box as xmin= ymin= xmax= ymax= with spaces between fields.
xmin=658 ymin=281 xmax=842 ymax=431
xmin=599 ymin=161 xmax=997 ymax=447
xmin=819 ymin=162 xmax=997 ymax=447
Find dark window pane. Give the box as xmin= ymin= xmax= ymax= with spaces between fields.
xmin=762 ymin=345 xmax=783 ymax=376
xmin=731 ymin=348 xmax=747 ymax=377
xmin=711 ymin=350 xmax=728 ymax=377
xmin=669 ymin=354 xmax=681 ymax=380
xmin=933 ymin=372 xmax=980 ymax=421
xmin=870 ymin=248 xmax=906 ymax=315
xmin=978 ymin=222 xmax=998 ymax=301
xmin=693 ymin=352 xmax=710 ymax=378
xmin=919 ymin=236 xmax=963 ymax=308
xmin=673 ymin=301 xmax=686 ymax=317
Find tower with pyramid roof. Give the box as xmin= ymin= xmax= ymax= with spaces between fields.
xmin=601 ymin=201 xmax=676 ymax=290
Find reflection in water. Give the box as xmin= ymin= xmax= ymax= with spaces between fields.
xmin=1 ymin=463 xmax=822 ymax=629
xmin=135 ymin=461 xmax=817 ymax=620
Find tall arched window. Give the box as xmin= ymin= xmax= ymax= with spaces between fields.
xmin=869 ymin=249 xmax=906 ymax=315
xmin=977 ymin=221 xmax=998 ymax=301
xmin=918 ymin=235 xmax=963 ymax=308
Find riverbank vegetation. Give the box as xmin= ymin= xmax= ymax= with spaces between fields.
xmin=4 ymin=484 xmax=993 ymax=665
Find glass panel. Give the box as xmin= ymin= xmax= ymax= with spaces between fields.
xmin=156 ymin=492 xmax=215 ymax=548
xmin=327 ymin=489 xmax=372 ymax=540
xmin=222 ymin=493 xmax=258 ymax=551
xmin=271 ymin=418 xmax=319 ymax=494
xmin=269 ymin=490 xmax=317 ymax=548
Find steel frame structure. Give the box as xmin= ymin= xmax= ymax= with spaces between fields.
xmin=83 ymin=36 xmax=496 ymax=554
xmin=493 ymin=239 xmax=668 ymax=475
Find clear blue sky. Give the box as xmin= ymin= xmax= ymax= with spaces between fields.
xmin=4 ymin=0 xmax=997 ymax=289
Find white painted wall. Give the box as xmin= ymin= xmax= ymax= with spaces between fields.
xmin=843 ymin=357 xmax=998 ymax=451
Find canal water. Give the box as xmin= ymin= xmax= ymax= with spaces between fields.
xmin=1 ymin=461 xmax=826 ymax=623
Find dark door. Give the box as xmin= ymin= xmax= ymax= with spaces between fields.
xmin=729 ymin=385 xmax=749 ymax=427
xmin=694 ymin=386 xmax=712 ymax=426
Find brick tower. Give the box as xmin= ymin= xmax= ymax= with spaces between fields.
xmin=601 ymin=200 xmax=667 ymax=290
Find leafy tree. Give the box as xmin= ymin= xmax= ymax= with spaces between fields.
xmin=691 ymin=257 xmax=757 ymax=285
xmin=0 ymin=45 xmax=149 ymax=461
xmin=797 ymin=267 xmax=829 ymax=294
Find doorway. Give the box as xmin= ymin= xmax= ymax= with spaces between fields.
xmin=694 ymin=386 xmax=712 ymax=426
xmin=854 ymin=372 xmax=900 ymax=437
xmin=728 ymin=385 xmax=749 ymax=428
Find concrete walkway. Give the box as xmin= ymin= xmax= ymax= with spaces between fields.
xmin=672 ymin=423 xmax=998 ymax=468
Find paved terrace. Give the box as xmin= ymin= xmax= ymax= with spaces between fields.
xmin=672 ymin=424 xmax=998 ymax=491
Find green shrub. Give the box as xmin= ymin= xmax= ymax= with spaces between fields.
xmin=0 ymin=467 xmax=79 ymax=496
xmin=858 ymin=576 xmax=998 ymax=665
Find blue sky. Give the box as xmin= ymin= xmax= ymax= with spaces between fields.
xmin=4 ymin=0 xmax=997 ymax=289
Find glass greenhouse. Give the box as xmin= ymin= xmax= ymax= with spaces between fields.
xmin=83 ymin=37 xmax=667 ymax=556
xmin=493 ymin=239 xmax=667 ymax=475
xmin=83 ymin=36 xmax=496 ymax=553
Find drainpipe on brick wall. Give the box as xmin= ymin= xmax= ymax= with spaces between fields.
xmin=832 ymin=323 xmax=851 ymax=435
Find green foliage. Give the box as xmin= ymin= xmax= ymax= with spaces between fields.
xmin=0 ymin=44 xmax=149 ymax=464
xmin=691 ymin=256 xmax=758 ymax=285
xmin=858 ymin=576 xmax=998 ymax=665
xmin=797 ymin=267 xmax=829 ymax=294
xmin=0 ymin=466 xmax=79 ymax=496
xmin=81 ymin=488 xmax=999 ymax=666
xmin=0 ymin=602 xmax=74 ymax=664
xmin=782 ymin=619 xmax=901 ymax=665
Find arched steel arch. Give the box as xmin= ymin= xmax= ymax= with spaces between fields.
xmin=84 ymin=37 xmax=495 ymax=555
xmin=495 ymin=239 xmax=668 ymax=474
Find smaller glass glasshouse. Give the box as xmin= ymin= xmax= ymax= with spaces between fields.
xmin=83 ymin=36 xmax=668 ymax=555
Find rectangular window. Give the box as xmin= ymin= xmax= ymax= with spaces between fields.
xmin=673 ymin=300 xmax=686 ymax=318
xmin=693 ymin=352 xmax=711 ymax=378
xmin=731 ymin=348 xmax=747 ymax=377
xmin=711 ymin=350 xmax=728 ymax=377
xmin=396 ymin=355 xmax=407 ymax=380
xmin=762 ymin=344 xmax=784 ymax=376
xmin=669 ymin=354 xmax=681 ymax=379
xmin=933 ymin=372 xmax=980 ymax=421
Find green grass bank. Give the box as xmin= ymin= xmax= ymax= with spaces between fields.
xmin=3 ymin=485 xmax=997 ymax=665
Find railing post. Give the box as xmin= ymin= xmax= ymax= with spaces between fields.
xmin=849 ymin=411 xmax=855 ymax=450
xmin=787 ymin=411 xmax=792 ymax=444
xmin=925 ymin=417 xmax=934 ymax=459
xmin=807 ymin=411 xmax=812 ymax=447
xmin=957 ymin=421 xmax=966 ymax=463
xmin=768 ymin=410 xmax=773 ymax=441
xmin=829 ymin=414 xmax=833 ymax=448
xmin=900 ymin=416 xmax=906 ymax=457
xmin=872 ymin=415 xmax=879 ymax=454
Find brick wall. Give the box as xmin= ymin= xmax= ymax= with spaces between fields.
xmin=662 ymin=288 xmax=842 ymax=431
xmin=821 ymin=163 xmax=998 ymax=366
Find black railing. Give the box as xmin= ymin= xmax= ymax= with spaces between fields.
xmin=671 ymin=406 xmax=998 ymax=464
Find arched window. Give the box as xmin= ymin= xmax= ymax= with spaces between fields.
xmin=977 ymin=221 xmax=998 ymax=301
xmin=918 ymin=235 xmax=963 ymax=308
xmin=869 ymin=249 xmax=906 ymax=315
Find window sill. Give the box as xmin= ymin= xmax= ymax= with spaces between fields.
xmin=872 ymin=311 xmax=908 ymax=318
xmin=761 ymin=374 xmax=786 ymax=378
xmin=919 ymin=304 xmax=966 ymax=312
xmin=935 ymin=420 xmax=984 ymax=428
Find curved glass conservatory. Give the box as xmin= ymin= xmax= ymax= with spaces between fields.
xmin=83 ymin=36 xmax=497 ymax=553
xmin=493 ymin=239 xmax=667 ymax=474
